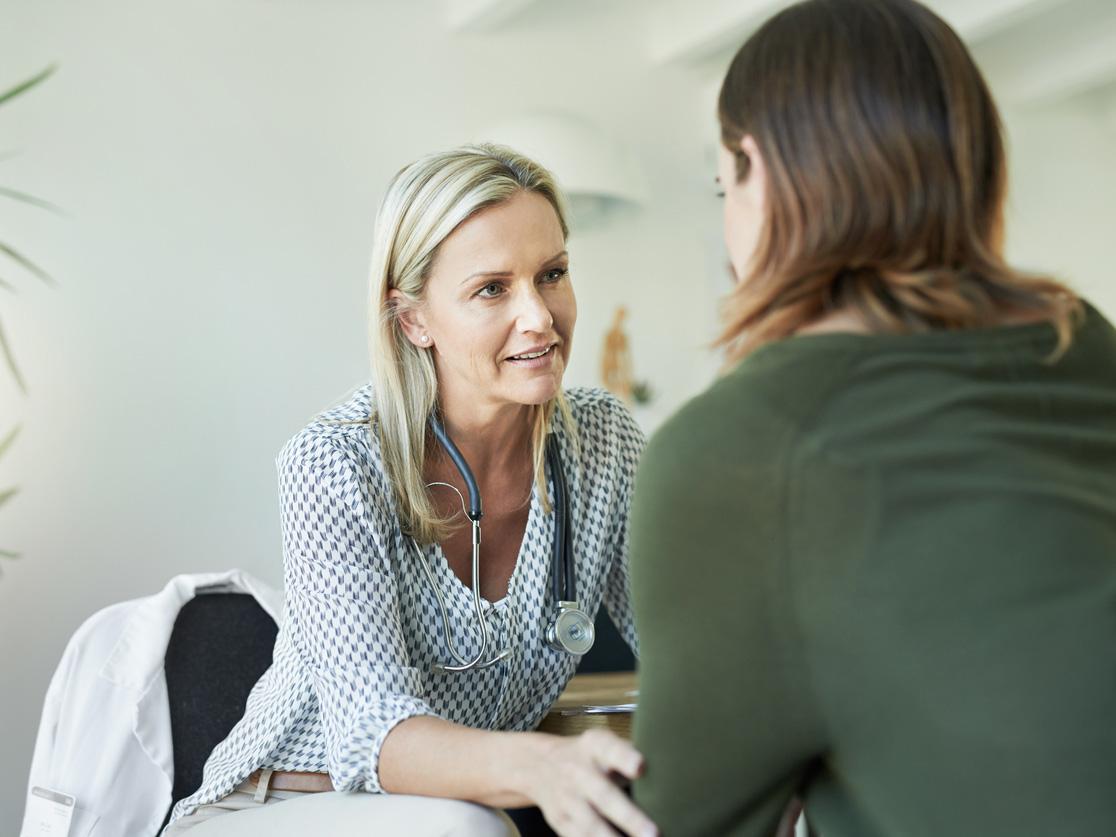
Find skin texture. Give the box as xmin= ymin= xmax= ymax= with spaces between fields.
xmin=383 ymin=190 xmax=657 ymax=837
xmin=395 ymin=190 xmax=576 ymax=602
xmin=399 ymin=190 xmax=577 ymax=427
xmin=717 ymin=136 xmax=767 ymax=286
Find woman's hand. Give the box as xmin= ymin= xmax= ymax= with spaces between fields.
xmin=521 ymin=729 xmax=658 ymax=837
xmin=380 ymin=717 xmax=657 ymax=834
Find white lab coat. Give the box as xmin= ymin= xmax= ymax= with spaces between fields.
xmin=20 ymin=570 xmax=283 ymax=837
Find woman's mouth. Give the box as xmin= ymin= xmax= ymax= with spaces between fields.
xmin=505 ymin=343 xmax=558 ymax=368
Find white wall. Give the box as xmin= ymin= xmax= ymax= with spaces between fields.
xmin=1001 ymin=93 xmax=1116 ymax=312
xmin=1 ymin=0 xmax=1114 ymax=828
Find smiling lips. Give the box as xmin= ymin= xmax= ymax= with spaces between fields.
xmin=506 ymin=342 xmax=558 ymax=366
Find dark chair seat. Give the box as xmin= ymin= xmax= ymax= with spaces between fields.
xmin=158 ymin=593 xmax=278 ymax=835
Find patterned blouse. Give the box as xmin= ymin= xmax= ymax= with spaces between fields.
xmin=167 ymin=385 xmax=644 ymax=827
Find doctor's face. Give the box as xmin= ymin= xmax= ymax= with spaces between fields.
xmin=412 ymin=190 xmax=575 ymax=411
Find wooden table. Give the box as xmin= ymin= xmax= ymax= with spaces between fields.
xmin=537 ymin=671 xmax=638 ymax=739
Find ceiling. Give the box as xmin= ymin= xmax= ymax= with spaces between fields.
xmin=440 ymin=0 xmax=1116 ymax=109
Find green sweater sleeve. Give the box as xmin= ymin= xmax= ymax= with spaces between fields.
xmin=629 ymin=384 xmax=829 ymax=836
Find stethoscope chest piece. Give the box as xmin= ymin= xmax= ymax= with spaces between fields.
xmin=548 ymin=601 xmax=595 ymax=656
xmin=422 ymin=414 xmax=596 ymax=672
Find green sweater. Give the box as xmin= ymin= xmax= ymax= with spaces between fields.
xmin=631 ymin=305 xmax=1116 ymax=836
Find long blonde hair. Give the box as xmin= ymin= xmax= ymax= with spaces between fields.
xmin=368 ymin=143 xmax=576 ymax=545
xmin=716 ymin=0 xmax=1081 ymax=363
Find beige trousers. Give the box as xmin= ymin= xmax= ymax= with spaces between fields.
xmin=163 ymin=772 xmax=520 ymax=837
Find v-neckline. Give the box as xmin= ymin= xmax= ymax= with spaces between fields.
xmin=429 ymin=476 xmax=542 ymax=609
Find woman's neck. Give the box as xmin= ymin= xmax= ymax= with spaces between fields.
xmin=793 ymin=301 xmax=1050 ymax=338
xmin=794 ymin=307 xmax=870 ymax=336
xmin=437 ymin=398 xmax=532 ymax=475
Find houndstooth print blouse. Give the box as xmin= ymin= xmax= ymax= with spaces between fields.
xmin=166 ymin=385 xmax=643 ymax=828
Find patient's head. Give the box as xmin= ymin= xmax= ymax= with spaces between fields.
xmin=715 ymin=0 xmax=1077 ymax=360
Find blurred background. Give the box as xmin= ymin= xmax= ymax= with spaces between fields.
xmin=2 ymin=0 xmax=1115 ymax=825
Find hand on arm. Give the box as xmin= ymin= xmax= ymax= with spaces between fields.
xmin=380 ymin=717 xmax=658 ymax=837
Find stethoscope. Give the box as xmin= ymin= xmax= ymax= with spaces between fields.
xmin=411 ymin=415 xmax=595 ymax=674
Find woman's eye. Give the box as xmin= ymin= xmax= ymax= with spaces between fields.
xmin=477 ymin=282 xmax=505 ymax=298
xmin=542 ymin=267 xmax=569 ymax=283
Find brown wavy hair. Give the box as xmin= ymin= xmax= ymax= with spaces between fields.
xmin=716 ymin=0 xmax=1081 ymax=363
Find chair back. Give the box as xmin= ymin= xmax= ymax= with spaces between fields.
xmin=158 ymin=593 xmax=278 ymax=834
xmin=576 ymin=609 xmax=635 ymax=674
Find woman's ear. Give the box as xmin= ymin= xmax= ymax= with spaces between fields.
xmin=388 ymin=289 xmax=432 ymax=348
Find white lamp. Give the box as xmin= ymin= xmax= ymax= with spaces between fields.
xmin=484 ymin=112 xmax=648 ymax=228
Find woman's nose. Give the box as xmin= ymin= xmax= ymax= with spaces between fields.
xmin=515 ymin=286 xmax=554 ymax=333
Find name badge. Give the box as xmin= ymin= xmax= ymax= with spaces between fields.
xmin=22 ymin=786 xmax=75 ymax=836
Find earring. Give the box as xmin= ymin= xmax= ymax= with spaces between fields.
xmin=421 ymin=335 xmax=430 ymax=344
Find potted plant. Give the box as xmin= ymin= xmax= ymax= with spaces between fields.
xmin=1 ymin=64 xmax=57 ymax=570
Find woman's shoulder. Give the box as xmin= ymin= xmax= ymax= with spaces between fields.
xmin=642 ymin=343 xmax=868 ymax=488
xmin=564 ymin=386 xmax=637 ymax=428
xmin=277 ymin=384 xmax=385 ymax=482
xmin=562 ymin=386 xmax=645 ymax=464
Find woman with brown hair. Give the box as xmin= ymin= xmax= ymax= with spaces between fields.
xmin=629 ymin=0 xmax=1116 ymax=834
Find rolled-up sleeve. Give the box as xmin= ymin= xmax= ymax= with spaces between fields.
xmin=277 ymin=439 xmax=437 ymax=793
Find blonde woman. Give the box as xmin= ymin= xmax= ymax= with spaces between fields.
xmin=164 ymin=145 xmax=656 ymax=837
xmin=631 ymin=0 xmax=1116 ymax=835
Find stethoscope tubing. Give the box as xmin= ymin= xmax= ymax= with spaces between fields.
xmin=413 ymin=487 xmax=509 ymax=672
xmin=547 ymin=434 xmax=574 ymax=605
xmin=428 ymin=416 xmax=482 ymax=522
xmin=417 ymin=413 xmax=586 ymax=673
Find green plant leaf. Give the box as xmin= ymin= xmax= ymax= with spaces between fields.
xmin=0 ymin=65 xmax=57 ymax=576
xmin=0 ymin=315 xmax=27 ymax=393
xmin=0 ymin=240 xmax=54 ymax=285
xmin=0 ymin=65 xmax=57 ymax=108
xmin=0 ymin=425 xmax=19 ymax=460
xmin=0 ymin=549 xmax=20 ymax=575
xmin=0 ymin=186 xmax=63 ymax=214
